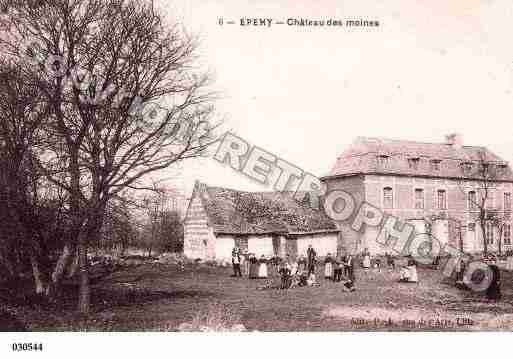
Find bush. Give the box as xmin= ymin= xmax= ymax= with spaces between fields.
xmin=176 ymin=303 xmax=245 ymax=332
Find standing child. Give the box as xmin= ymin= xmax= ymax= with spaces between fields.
xmin=279 ymin=260 xmax=292 ymax=289
xmin=324 ymin=253 xmax=334 ymax=280
xmin=334 ymin=256 xmax=343 ymax=282
xmin=231 ymin=248 xmax=242 ymax=277
xmin=386 ymin=252 xmax=395 ymax=270
xmin=345 ymin=255 xmax=354 ymax=282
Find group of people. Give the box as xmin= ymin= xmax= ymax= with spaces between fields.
xmin=231 ymin=245 xmax=356 ymax=291
xmin=233 ymin=244 xmax=505 ymax=302
xmin=323 ymin=253 xmax=354 ymax=282
xmin=231 ymin=247 xmax=270 ymax=279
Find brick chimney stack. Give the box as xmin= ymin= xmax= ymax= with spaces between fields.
xmin=445 ymin=133 xmax=463 ymax=149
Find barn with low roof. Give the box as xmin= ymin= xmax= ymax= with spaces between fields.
xmin=183 ymin=181 xmax=339 ymax=261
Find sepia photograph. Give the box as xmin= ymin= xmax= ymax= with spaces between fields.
xmin=1 ymin=0 xmax=513 ymax=356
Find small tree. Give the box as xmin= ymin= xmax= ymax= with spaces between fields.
xmin=158 ymin=210 xmax=184 ymax=253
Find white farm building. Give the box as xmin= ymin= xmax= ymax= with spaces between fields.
xmin=183 ymin=181 xmax=340 ymax=261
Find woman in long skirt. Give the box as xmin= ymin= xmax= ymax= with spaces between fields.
xmin=486 ymin=262 xmax=501 ymax=301
xmin=249 ymin=254 xmax=259 ymax=279
xmin=324 ymin=253 xmax=334 ymax=280
xmin=407 ymin=259 xmax=418 ymax=283
xmin=258 ymin=255 xmax=268 ymax=279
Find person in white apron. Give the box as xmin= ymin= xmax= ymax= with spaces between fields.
xmin=258 ymin=255 xmax=268 ymax=279
xmin=399 ymin=266 xmax=410 ymax=282
xmin=407 ymin=263 xmax=418 ymax=283
xmin=324 ymin=253 xmax=334 ymax=279
xmin=405 ymin=258 xmax=418 ymax=283
xmin=307 ymin=272 xmax=318 ymax=286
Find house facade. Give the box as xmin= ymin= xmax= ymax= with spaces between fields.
xmin=183 ymin=181 xmax=339 ymax=261
xmin=321 ymin=135 xmax=513 ymax=255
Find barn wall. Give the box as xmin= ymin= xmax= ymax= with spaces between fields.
xmin=247 ymin=235 xmax=274 ymax=257
xmin=322 ymin=175 xmax=365 ymax=255
xmin=294 ymin=233 xmax=338 ymax=257
xmin=214 ymin=235 xmax=236 ymax=260
xmin=183 ymin=196 xmax=211 ymax=260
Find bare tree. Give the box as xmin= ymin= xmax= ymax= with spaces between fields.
xmin=458 ymin=150 xmax=507 ymax=255
xmin=143 ymin=185 xmax=168 ymax=258
xmin=0 ymin=59 xmax=54 ymax=294
xmin=1 ymin=0 xmax=217 ymax=313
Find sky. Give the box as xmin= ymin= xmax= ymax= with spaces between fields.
xmin=154 ymin=0 xmax=513 ymax=200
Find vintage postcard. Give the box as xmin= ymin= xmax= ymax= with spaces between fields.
xmin=1 ymin=0 xmax=513 ymax=356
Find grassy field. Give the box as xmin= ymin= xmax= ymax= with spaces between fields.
xmin=4 ymin=262 xmax=513 ymax=331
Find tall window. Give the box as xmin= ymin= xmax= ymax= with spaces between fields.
xmin=414 ymin=188 xmax=424 ymax=209
xmin=437 ymin=189 xmax=447 ymax=210
xmin=504 ymin=224 xmax=511 ymax=245
xmin=505 ymin=192 xmax=511 ymax=211
xmin=383 ymin=187 xmax=393 ymax=209
xmin=468 ymin=191 xmax=477 ymax=211
xmin=486 ymin=221 xmax=494 ymax=245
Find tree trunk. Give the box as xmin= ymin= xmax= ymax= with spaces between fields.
xmin=66 ymin=248 xmax=79 ymax=279
xmin=46 ymin=243 xmax=74 ymax=296
xmin=481 ymin=219 xmax=488 ymax=255
xmin=77 ymin=242 xmax=90 ymax=314
xmin=0 ymin=252 xmax=16 ymax=280
xmin=30 ymin=255 xmax=47 ymax=295
xmin=498 ymin=226 xmax=503 ymax=255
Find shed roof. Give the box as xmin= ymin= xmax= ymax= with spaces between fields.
xmin=193 ymin=182 xmax=339 ymax=235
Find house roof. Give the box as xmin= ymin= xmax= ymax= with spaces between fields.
xmin=323 ymin=136 xmax=513 ymax=182
xmin=194 ymin=182 xmax=339 ymax=235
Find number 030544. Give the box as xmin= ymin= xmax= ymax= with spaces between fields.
xmin=11 ymin=343 xmax=43 ymax=351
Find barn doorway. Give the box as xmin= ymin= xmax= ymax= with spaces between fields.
xmin=272 ymin=235 xmax=280 ymax=256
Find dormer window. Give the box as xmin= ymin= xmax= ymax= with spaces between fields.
xmin=377 ymin=155 xmax=390 ymax=168
xmin=430 ymin=159 xmax=441 ymax=171
xmin=408 ymin=157 xmax=420 ymax=170
xmin=461 ymin=161 xmax=473 ymax=173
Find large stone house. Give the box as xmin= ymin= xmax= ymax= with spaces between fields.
xmin=321 ymin=134 xmax=513 ymax=255
xmin=183 ymin=181 xmax=339 ymax=261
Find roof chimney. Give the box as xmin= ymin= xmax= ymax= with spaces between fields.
xmin=445 ymin=133 xmax=463 ymax=149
